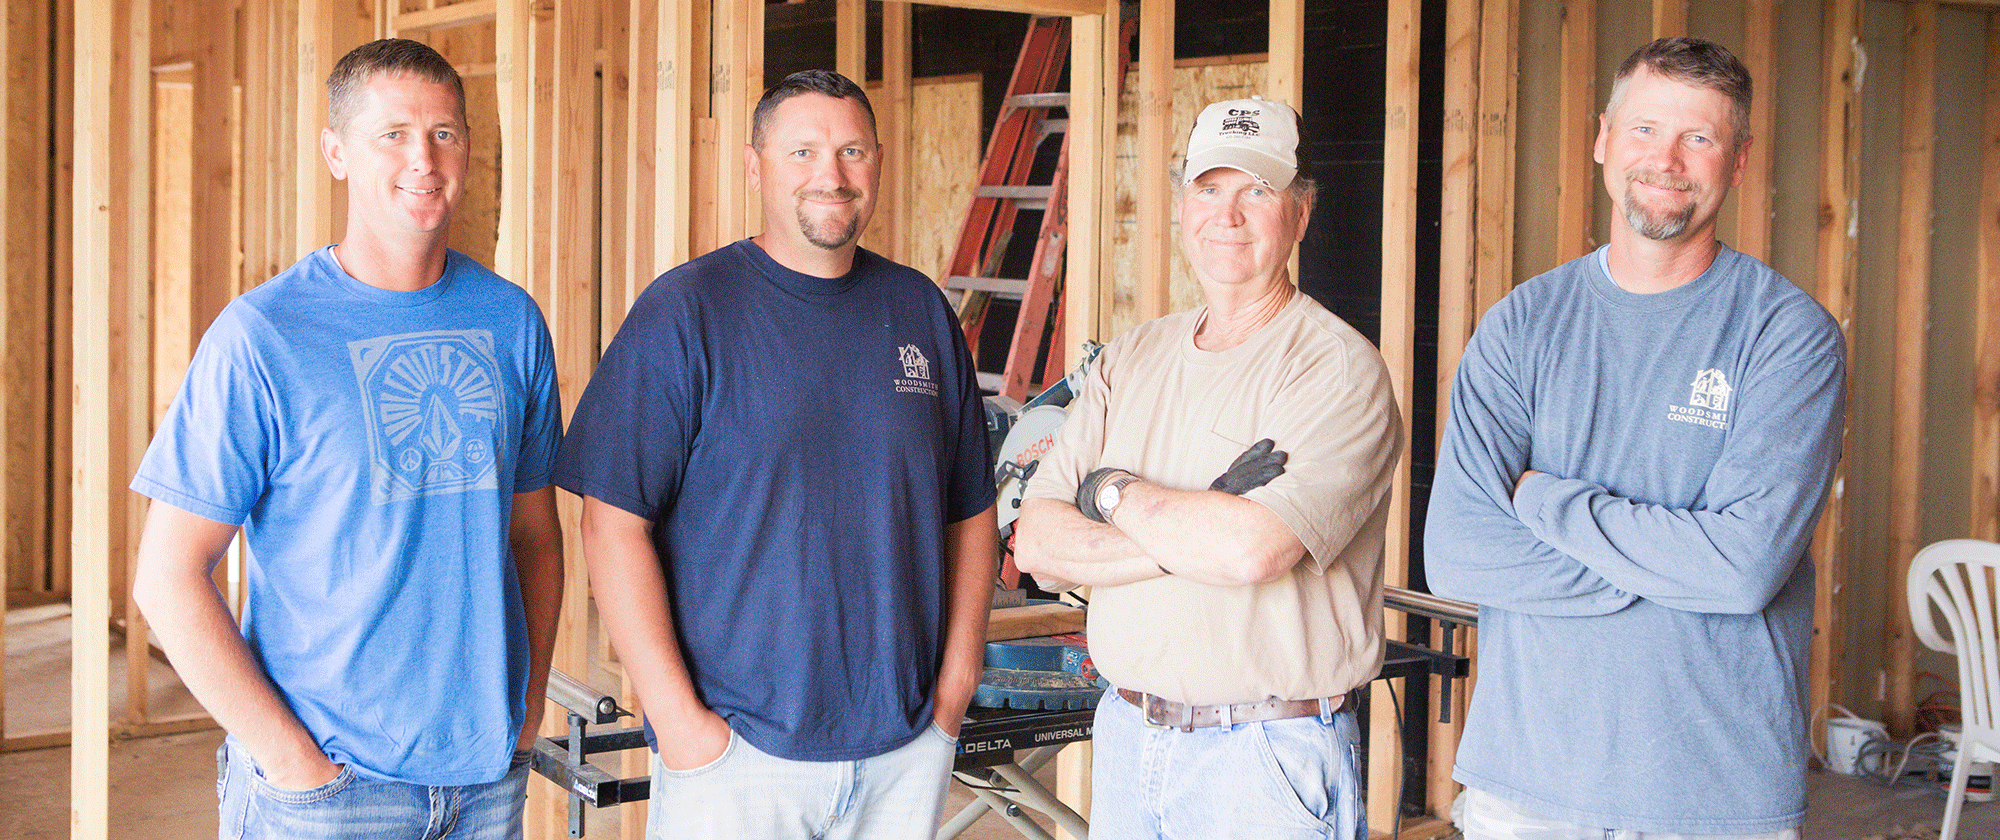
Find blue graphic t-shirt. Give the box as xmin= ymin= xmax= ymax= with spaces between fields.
xmin=554 ymin=240 xmax=994 ymax=762
xmin=132 ymin=247 xmax=562 ymax=786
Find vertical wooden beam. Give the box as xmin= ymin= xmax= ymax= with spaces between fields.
xmin=1555 ymin=0 xmax=1595 ymax=264
xmin=1431 ymin=0 xmax=1481 ymax=813
xmin=1975 ymin=14 xmax=2000 ymax=544
xmin=1735 ymin=0 xmax=1776 ymax=262
xmin=1372 ymin=0 xmax=1420 ymax=826
xmin=655 ymin=0 xmax=694 ymax=271
xmin=1810 ymin=0 xmax=1861 ymax=741
xmin=1883 ymin=0 xmax=1936 ymax=739
xmin=1651 ymin=0 xmax=1686 ymax=39
xmin=1136 ymin=0 xmax=1173 ymax=322
xmin=1056 ymin=10 xmax=1113 ymax=834
xmin=712 ymin=0 xmax=761 ymax=246
xmin=116 ymin=0 xmax=155 ymax=728
xmin=835 ymin=0 xmax=864 ymax=85
xmin=5 ymin=0 xmax=53 ymax=608
xmin=1266 ymin=0 xmax=1303 ymax=110
xmin=72 ymin=0 xmax=115 ymax=834
xmin=496 ymin=0 xmax=533 ymax=284
xmin=52 ymin=0 xmax=76 ymax=604
xmin=298 ymin=0 xmax=348 ymax=253
xmin=1473 ymin=0 xmax=1517 ymax=311
xmin=0 ymin=0 xmax=11 ymax=741
xmin=601 ymin=0 xmax=631 ymax=341
xmin=882 ymin=1 xmax=913 ymax=263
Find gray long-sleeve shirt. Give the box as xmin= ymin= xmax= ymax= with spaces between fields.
xmin=1425 ymin=245 xmax=1845 ymax=834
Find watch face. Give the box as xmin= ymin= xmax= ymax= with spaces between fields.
xmin=1097 ymin=481 xmax=1122 ymax=514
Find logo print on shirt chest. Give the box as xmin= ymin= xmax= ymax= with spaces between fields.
xmin=349 ymin=330 xmax=505 ymax=502
xmin=895 ymin=343 xmax=939 ymax=397
xmin=1666 ymin=368 xmax=1732 ymax=431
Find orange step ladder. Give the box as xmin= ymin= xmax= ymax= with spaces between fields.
xmin=945 ymin=14 xmax=1136 ymax=401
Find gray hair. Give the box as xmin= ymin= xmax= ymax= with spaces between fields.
xmin=1605 ymin=37 xmax=1753 ymax=153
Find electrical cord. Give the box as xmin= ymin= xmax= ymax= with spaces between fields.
xmin=1808 ymin=702 xmax=1864 ymax=768
xmin=1388 ymin=680 xmax=1405 ymax=839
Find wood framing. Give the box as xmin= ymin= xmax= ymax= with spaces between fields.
xmin=656 ymin=0 xmax=695 ymax=270
xmin=1976 ymin=13 xmax=2000 ymax=543
xmin=1735 ymin=0 xmax=1776 ymax=261
xmin=72 ymin=0 xmax=115 ymax=835
xmin=835 ymin=0 xmax=864 ymax=85
xmin=116 ymin=0 xmax=155 ymax=728
xmin=1373 ymin=0 xmax=1421 ymax=826
xmin=1473 ymin=0 xmax=1518 ymax=310
xmin=1266 ymin=0 xmax=1303 ymax=109
xmin=882 ymin=1 xmax=913 ymax=263
xmin=1651 ymin=0 xmax=1685 ymax=38
xmin=1883 ymin=0 xmax=1937 ymax=738
xmin=296 ymin=0 xmax=350 ymax=255
xmin=1555 ymin=0 xmax=1594 ymax=264
xmin=1437 ymin=0 xmax=1478 ymax=431
xmin=1136 ymin=0 xmax=1174 ymax=322
xmin=1810 ymin=0 xmax=1862 ymax=739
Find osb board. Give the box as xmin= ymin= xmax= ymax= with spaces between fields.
xmin=1109 ymin=59 xmax=1267 ymax=340
xmin=862 ymin=75 xmax=981 ymax=283
xmin=447 ymin=73 xmax=502 ymax=270
xmin=5 ymin=0 xmax=53 ymax=598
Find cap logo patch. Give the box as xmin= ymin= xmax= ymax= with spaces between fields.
xmin=1220 ymin=109 xmax=1261 ymax=137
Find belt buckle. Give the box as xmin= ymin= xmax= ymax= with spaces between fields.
xmin=1139 ymin=694 xmax=1174 ymax=731
xmin=1139 ymin=695 xmax=1197 ymax=732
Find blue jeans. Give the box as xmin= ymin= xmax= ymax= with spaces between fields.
xmin=646 ymin=721 xmax=958 ymax=839
xmin=1090 ymin=689 xmax=1366 ymax=840
xmin=217 ymin=737 xmax=530 ymax=840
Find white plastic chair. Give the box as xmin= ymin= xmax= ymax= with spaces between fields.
xmin=1908 ymin=539 xmax=2000 ymax=840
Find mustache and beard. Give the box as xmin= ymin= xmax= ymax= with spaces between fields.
xmin=1620 ymin=169 xmax=1700 ymax=241
xmin=796 ymin=187 xmax=865 ymax=250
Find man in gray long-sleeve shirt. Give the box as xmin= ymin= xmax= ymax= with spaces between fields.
xmin=1425 ymin=38 xmax=1844 ymax=839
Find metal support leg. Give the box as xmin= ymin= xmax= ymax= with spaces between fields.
xmin=937 ymin=745 xmax=1087 ymax=840
xmin=568 ymin=713 xmax=587 ymax=838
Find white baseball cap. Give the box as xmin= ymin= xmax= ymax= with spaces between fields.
xmin=1181 ymin=95 xmax=1300 ymax=191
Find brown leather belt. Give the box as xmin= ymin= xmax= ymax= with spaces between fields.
xmin=1115 ymin=688 xmax=1357 ymax=732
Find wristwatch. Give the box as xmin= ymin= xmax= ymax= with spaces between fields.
xmin=1096 ymin=473 xmax=1142 ymax=522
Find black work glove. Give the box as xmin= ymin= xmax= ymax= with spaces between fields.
xmin=1074 ymin=467 xmax=1133 ymax=523
xmin=1209 ymin=439 xmax=1288 ymax=495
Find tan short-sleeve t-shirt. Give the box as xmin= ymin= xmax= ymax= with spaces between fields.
xmin=1023 ymin=291 xmax=1401 ymax=705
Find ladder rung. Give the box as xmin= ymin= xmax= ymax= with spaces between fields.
xmin=975 ymin=185 xmax=1053 ymax=209
xmin=1007 ymin=92 xmax=1070 ymax=110
xmin=945 ymin=276 xmax=1029 ymax=299
xmin=1039 ymin=118 xmax=1068 ymax=136
xmin=975 ymin=371 xmax=1007 ymax=391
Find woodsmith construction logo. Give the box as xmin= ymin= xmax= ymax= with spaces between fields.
xmin=1667 ymin=368 xmax=1733 ymax=431
xmin=895 ymin=343 xmax=938 ymax=397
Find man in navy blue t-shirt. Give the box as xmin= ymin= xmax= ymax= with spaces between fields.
xmin=554 ymin=70 xmax=996 ymax=839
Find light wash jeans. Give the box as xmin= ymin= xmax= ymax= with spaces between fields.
xmin=216 ymin=737 xmax=530 ymax=840
xmin=1456 ymin=787 xmax=1802 ymax=840
xmin=1089 ymin=689 xmax=1366 ymax=840
xmin=645 ymin=721 xmax=958 ymax=840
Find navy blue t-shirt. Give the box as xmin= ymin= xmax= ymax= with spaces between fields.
xmin=554 ymin=239 xmax=994 ymax=761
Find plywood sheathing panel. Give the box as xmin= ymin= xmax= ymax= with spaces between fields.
xmin=905 ymin=76 xmax=983 ymax=284
xmin=1109 ymin=58 xmax=1264 ymax=339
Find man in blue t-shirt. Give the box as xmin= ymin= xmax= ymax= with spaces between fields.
xmin=554 ymin=69 xmax=995 ymax=839
xmin=130 ymin=40 xmax=564 ymax=840
xmin=1426 ymin=38 xmax=1843 ymax=839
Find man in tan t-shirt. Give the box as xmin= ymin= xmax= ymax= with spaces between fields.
xmin=1014 ymin=96 xmax=1401 ymax=840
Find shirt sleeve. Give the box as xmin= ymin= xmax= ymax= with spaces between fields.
xmin=1424 ymin=302 xmax=1641 ymax=616
xmin=941 ymin=310 xmax=998 ymax=523
xmin=130 ymin=310 xmax=277 ymax=526
xmin=1238 ymin=346 xmax=1402 ymax=574
xmin=1511 ymin=350 xmax=1845 ymax=615
xmin=551 ymin=289 xmax=699 ymax=522
xmin=511 ymin=307 xmax=564 ymax=493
